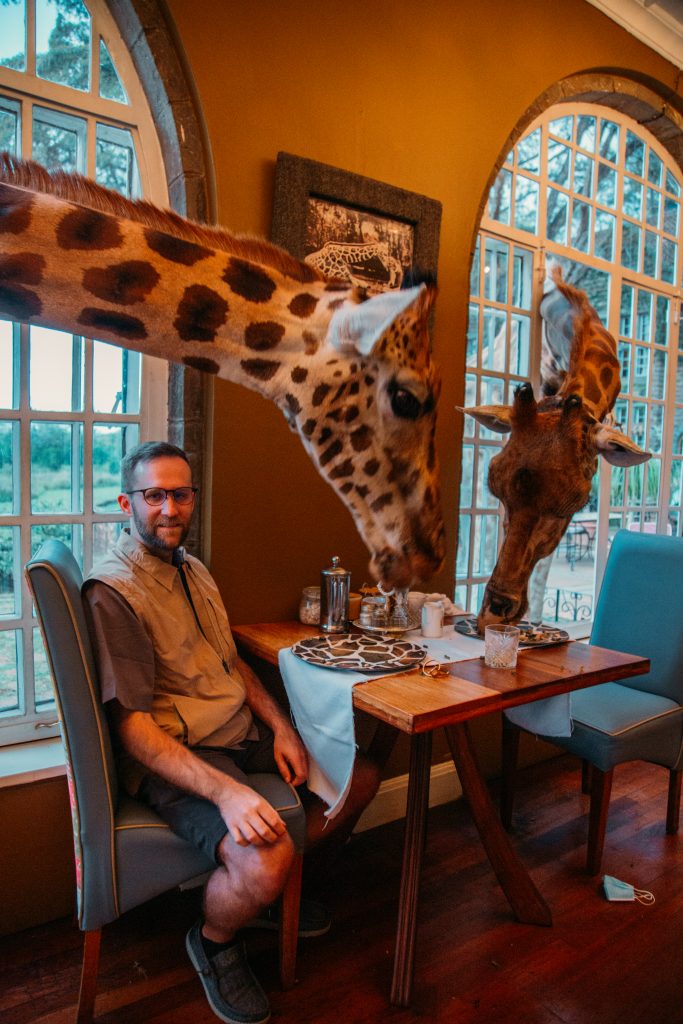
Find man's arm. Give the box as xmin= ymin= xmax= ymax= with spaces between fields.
xmin=236 ymin=656 xmax=308 ymax=787
xmin=109 ymin=702 xmax=287 ymax=848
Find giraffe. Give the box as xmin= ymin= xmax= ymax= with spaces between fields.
xmin=0 ymin=153 xmax=444 ymax=588
xmin=305 ymin=239 xmax=404 ymax=289
xmin=462 ymin=266 xmax=650 ymax=633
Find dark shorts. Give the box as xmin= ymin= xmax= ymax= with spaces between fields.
xmin=137 ymin=720 xmax=284 ymax=863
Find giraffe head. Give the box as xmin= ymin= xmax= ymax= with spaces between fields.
xmin=463 ymin=272 xmax=650 ymax=632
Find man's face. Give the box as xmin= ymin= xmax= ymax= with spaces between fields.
xmin=118 ymin=455 xmax=195 ymax=558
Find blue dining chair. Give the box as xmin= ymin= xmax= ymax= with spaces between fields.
xmin=25 ymin=540 xmax=306 ymax=1023
xmin=500 ymin=530 xmax=683 ymax=875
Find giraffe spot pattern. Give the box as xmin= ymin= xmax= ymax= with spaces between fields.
xmin=302 ymin=330 xmax=319 ymax=354
xmin=144 ymin=229 xmax=213 ymax=266
xmin=223 ymin=258 xmax=276 ymax=303
xmin=78 ymin=307 xmax=147 ymax=340
xmin=183 ymin=356 xmax=219 ymax=374
xmin=82 ymin=260 xmax=160 ymax=305
xmin=288 ymin=293 xmax=318 ymax=318
xmin=350 ymin=425 xmax=372 ymax=452
xmin=339 ymin=482 xmax=353 ymax=494
xmin=56 ymin=207 xmax=122 ymax=250
xmin=245 ymin=320 xmax=285 ymax=350
xmin=355 ymin=484 xmax=369 ymax=499
xmin=324 ymin=280 xmax=350 ymax=291
xmin=0 ymin=186 xmax=33 ymax=234
xmin=582 ymin=368 xmax=602 ymax=406
xmin=291 ymin=366 xmax=308 ymax=383
xmin=318 ymin=427 xmax=333 ymax=445
xmin=329 ymin=459 xmax=354 ymax=480
xmin=302 ymin=418 xmax=316 ymax=437
xmin=345 ymin=405 xmax=359 ymax=423
xmin=313 ymin=384 xmax=331 ymax=406
xmin=0 ymin=252 xmax=45 ymax=319
xmin=174 ymin=284 xmax=228 ymax=342
xmin=600 ymin=365 xmax=614 ymax=388
xmin=319 ymin=439 xmax=343 ymax=467
xmin=285 ymin=393 xmax=301 ymax=416
xmin=240 ymin=357 xmax=280 ymax=382
xmin=284 ymin=262 xmax=320 ymax=284
xmin=363 ymin=458 xmax=380 ymax=476
xmin=371 ymin=493 xmax=394 ymax=513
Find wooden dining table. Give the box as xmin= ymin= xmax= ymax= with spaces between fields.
xmin=232 ymin=621 xmax=650 ymax=1006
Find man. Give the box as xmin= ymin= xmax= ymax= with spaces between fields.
xmin=83 ymin=441 xmax=380 ymax=1024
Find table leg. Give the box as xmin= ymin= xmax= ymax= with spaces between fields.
xmin=390 ymin=731 xmax=432 ymax=1007
xmin=445 ymin=722 xmax=552 ymax=927
xmin=366 ymin=720 xmax=399 ymax=768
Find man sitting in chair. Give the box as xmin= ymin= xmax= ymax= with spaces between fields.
xmin=83 ymin=441 xmax=380 ymax=1024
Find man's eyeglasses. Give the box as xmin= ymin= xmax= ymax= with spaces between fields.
xmin=127 ymin=487 xmax=198 ymax=507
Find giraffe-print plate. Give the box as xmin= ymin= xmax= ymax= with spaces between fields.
xmin=291 ymin=633 xmax=426 ymax=673
xmin=454 ymin=617 xmax=570 ymax=647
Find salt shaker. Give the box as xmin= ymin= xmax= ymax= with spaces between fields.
xmin=320 ymin=555 xmax=350 ymax=633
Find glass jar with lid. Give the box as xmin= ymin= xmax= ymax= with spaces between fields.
xmin=299 ymin=586 xmax=321 ymax=625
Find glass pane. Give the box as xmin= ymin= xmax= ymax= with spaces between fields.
xmin=33 ymin=108 xmax=85 ymax=172
xmin=643 ymin=230 xmax=658 ymax=279
xmin=553 ymin=256 xmax=609 ymax=322
xmin=661 ymin=238 xmax=676 ymax=286
xmin=36 ymin=0 xmax=91 ymax=91
xmin=93 ymin=423 xmax=139 ymax=512
xmin=665 ymin=169 xmax=680 ymax=197
xmin=655 ymin=296 xmax=669 ymax=345
xmin=611 ymin=465 xmax=624 ymax=505
xmin=99 ymin=38 xmax=127 ymax=103
xmin=0 ymin=629 xmax=20 ymax=713
xmin=547 ymin=140 xmax=570 ymax=186
xmin=517 ymin=129 xmax=540 ymax=173
xmin=663 ymin=196 xmax=679 ymax=236
xmin=456 ymin=515 xmax=471 ymax=577
xmin=95 ymin=124 xmax=140 ymax=198
xmin=466 ymin=305 xmax=479 ymax=366
xmin=479 ymin=377 xmax=505 ymax=439
xmin=0 ymin=421 xmax=19 ymax=515
xmin=476 ymin=448 xmax=499 ymax=508
xmin=623 ymin=177 xmax=642 ymax=219
xmin=576 ymin=115 xmax=596 ymax=152
xmin=93 ymin=342 xmax=141 ymax=414
xmin=633 ymin=350 xmax=649 ymax=397
xmin=636 ymin=291 xmax=652 ymax=342
xmin=460 ymin=445 xmax=474 ymax=505
xmin=0 ymin=526 xmax=19 ymax=618
xmin=482 ymin=309 xmax=506 ymax=372
xmin=647 ymin=149 xmax=663 ymax=187
xmin=0 ymin=99 xmax=20 ymax=154
xmin=511 ymin=249 xmax=532 ymax=310
xmin=649 ymin=405 xmax=664 ymax=453
xmin=614 ymin=398 xmax=629 ymax=433
xmin=652 ymin=348 xmax=667 ymax=400
xmin=594 ymin=209 xmax=615 ymax=261
xmin=573 ymin=153 xmax=593 ymax=197
xmin=571 ymin=200 xmax=590 ymax=253
xmin=473 ymin=514 xmax=499 ymax=574
xmin=484 ymin=239 xmax=508 ymax=303
xmin=464 ymin=375 xmax=476 ymax=433
xmin=546 ymin=188 xmax=568 ymax=245
xmin=646 ymin=460 xmax=661 ymax=506
xmin=31 ymin=523 xmax=83 ymax=574
xmin=510 ymin=314 xmax=530 ymax=376
xmin=0 ymin=319 xmax=17 ymax=409
xmin=621 ymin=221 xmax=640 ymax=272
xmin=618 ymin=342 xmax=631 ymax=392
xmin=599 ymin=120 xmax=619 ymax=162
xmin=488 ymin=168 xmax=511 ymax=224
xmin=30 ymin=421 xmax=83 ymax=514
xmin=670 ymin=461 xmax=682 ymax=505
xmin=0 ymin=1 xmax=25 ymax=71
xmin=625 ymin=131 xmax=645 ymax=177
xmin=620 ymin=285 xmax=633 ymax=338
xmin=628 ymin=463 xmax=643 ymax=504
xmin=514 ymin=176 xmax=538 ymax=233
xmin=549 ymin=115 xmax=572 ymax=140
xmin=470 ymin=237 xmax=480 ymax=297
xmin=29 ymin=327 xmax=84 ymax=412
xmin=673 ymin=407 xmax=683 ymax=456
xmin=645 ymin=188 xmax=661 ymax=229
xmin=33 ymin=628 xmax=55 ymax=709
xmin=596 ymin=163 xmax=616 ymax=207
xmin=93 ymin=521 xmax=123 ymax=564
xmin=632 ymin=403 xmax=647 ymax=448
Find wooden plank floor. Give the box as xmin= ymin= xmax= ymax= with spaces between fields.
xmin=2 ymin=754 xmax=681 ymax=1024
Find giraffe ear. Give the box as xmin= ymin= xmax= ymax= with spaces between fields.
xmin=328 ymin=283 xmax=426 ymax=355
xmin=459 ymin=405 xmax=513 ymax=434
xmin=593 ymin=424 xmax=651 ymax=466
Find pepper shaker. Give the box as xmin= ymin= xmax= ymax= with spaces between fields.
xmin=320 ymin=555 xmax=350 ymax=633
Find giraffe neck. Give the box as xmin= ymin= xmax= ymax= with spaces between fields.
xmin=559 ymin=312 xmax=621 ymax=422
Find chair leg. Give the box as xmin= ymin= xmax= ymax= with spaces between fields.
xmin=581 ymin=759 xmax=592 ymax=795
xmin=666 ymin=769 xmax=681 ymax=834
xmin=586 ymin=767 xmax=613 ymax=876
xmin=77 ymin=929 xmax=101 ymax=1024
xmin=500 ymin=719 xmax=520 ymax=830
xmin=279 ymin=852 xmax=302 ymax=990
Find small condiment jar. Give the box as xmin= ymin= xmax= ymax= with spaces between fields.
xmin=299 ymin=586 xmax=320 ymax=625
xmin=320 ymin=555 xmax=350 ymax=633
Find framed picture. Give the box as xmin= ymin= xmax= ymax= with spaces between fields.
xmin=271 ymin=152 xmax=441 ymax=291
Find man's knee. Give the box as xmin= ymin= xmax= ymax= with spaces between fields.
xmin=218 ymin=829 xmax=295 ymax=904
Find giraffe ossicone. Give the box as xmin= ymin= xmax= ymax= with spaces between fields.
xmin=462 ymin=266 xmax=650 ymax=633
xmin=0 ymin=153 xmax=444 ymax=587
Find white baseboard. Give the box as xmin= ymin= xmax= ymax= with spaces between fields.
xmin=353 ymin=760 xmax=463 ymax=833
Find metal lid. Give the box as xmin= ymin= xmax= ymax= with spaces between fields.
xmin=321 ymin=555 xmax=349 ymax=576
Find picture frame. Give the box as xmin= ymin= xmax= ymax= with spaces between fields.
xmin=271 ymin=152 xmax=441 ymax=290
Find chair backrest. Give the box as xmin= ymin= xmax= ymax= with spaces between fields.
xmin=25 ymin=540 xmax=120 ymax=928
xmin=590 ymin=530 xmax=683 ymax=704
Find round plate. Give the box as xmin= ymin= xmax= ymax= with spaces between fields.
xmin=291 ymin=633 xmax=426 ymax=673
xmin=351 ymin=618 xmax=419 ymax=636
xmin=454 ymin=616 xmax=569 ymax=647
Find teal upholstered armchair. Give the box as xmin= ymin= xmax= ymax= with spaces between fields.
xmin=26 ymin=540 xmax=305 ymax=1023
xmin=501 ymin=530 xmax=683 ymax=875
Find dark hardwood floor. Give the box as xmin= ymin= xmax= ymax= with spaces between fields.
xmin=2 ymin=754 xmax=681 ymax=1024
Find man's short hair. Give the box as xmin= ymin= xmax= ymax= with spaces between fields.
xmin=121 ymin=442 xmax=191 ymax=491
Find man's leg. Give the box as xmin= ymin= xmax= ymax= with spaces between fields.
xmin=303 ymin=751 xmax=381 ymax=849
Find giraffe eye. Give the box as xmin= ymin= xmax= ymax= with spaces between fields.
xmin=389 ymin=385 xmax=422 ymax=420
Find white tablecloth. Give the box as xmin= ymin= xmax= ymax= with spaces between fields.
xmin=279 ymin=624 xmax=572 ymax=818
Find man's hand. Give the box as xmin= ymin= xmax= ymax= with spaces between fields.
xmin=216 ymin=780 xmax=288 ymax=847
xmin=273 ymin=724 xmax=308 ymax=786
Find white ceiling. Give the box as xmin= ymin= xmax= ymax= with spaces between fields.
xmin=585 ymin=0 xmax=683 ymax=68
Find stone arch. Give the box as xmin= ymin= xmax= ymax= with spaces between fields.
xmin=108 ymin=0 xmax=214 ymax=556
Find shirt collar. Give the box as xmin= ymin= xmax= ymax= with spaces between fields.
xmin=116 ymin=529 xmax=186 ymax=592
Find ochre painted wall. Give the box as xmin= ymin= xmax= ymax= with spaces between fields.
xmin=164 ymin=0 xmax=680 ymax=624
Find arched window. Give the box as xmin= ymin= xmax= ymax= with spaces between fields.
xmin=458 ymin=102 xmax=682 ymax=629
xmin=0 ymin=0 xmax=169 ymax=745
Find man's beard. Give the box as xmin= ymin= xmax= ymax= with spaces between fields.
xmin=131 ymin=506 xmax=190 ymax=552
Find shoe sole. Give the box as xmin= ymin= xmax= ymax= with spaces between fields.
xmin=185 ymin=929 xmax=270 ymax=1024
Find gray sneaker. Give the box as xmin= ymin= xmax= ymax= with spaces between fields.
xmin=186 ymin=921 xmax=270 ymax=1024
